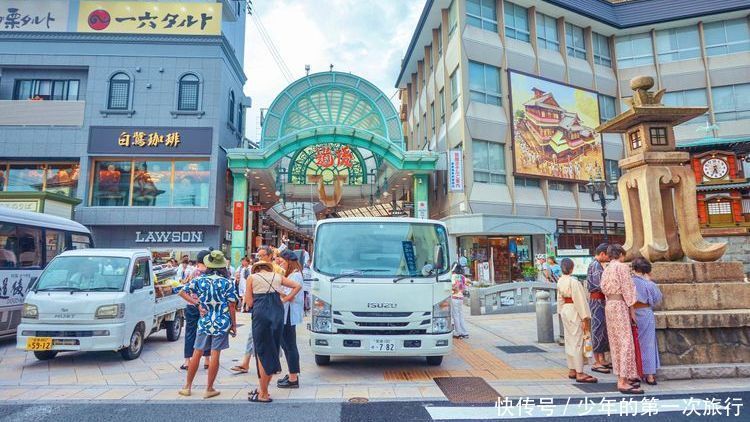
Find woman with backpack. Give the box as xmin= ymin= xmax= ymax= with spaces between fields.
xmin=451 ymin=262 xmax=470 ymax=339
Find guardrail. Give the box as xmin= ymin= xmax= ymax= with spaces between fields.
xmin=467 ymin=281 xmax=558 ymax=315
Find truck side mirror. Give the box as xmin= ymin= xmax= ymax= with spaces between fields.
xmin=130 ymin=277 xmax=144 ymax=293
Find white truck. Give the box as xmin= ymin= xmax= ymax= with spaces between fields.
xmin=17 ymin=249 xmax=185 ymax=361
xmin=309 ymin=218 xmax=454 ymax=366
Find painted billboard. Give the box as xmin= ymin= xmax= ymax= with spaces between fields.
xmin=77 ymin=1 xmax=221 ymax=35
xmin=508 ymin=70 xmax=604 ymax=182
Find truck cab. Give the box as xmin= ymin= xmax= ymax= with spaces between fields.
xmin=309 ymin=218 xmax=453 ymax=366
xmin=17 ymin=249 xmax=185 ymax=360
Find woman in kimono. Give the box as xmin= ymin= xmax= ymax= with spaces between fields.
xmin=557 ymin=258 xmax=597 ymax=383
xmin=631 ymin=257 xmax=663 ymax=385
xmin=601 ymin=244 xmax=643 ymax=395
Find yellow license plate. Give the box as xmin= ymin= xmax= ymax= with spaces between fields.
xmin=26 ymin=337 xmax=53 ymax=351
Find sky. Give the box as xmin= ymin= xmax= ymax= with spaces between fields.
xmin=241 ymin=0 xmax=424 ymax=142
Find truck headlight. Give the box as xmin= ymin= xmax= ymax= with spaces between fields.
xmin=312 ymin=296 xmax=333 ymax=333
xmin=432 ymin=298 xmax=452 ymax=334
xmin=95 ymin=304 xmax=125 ymax=319
xmin=22 ymin=304 xmax=38 ymax=319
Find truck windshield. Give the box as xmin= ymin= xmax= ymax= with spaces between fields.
xmin=35 ymin=256 xmax=130 ymax=292
xmin=314 ymin=222 xmax=449 ymax=278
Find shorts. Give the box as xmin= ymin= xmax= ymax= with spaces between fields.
xmin=194 ymin=331 xmax=230 ymax=351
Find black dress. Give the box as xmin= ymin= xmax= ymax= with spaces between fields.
xmin=251 ymin=273 xmax=284 ymax=377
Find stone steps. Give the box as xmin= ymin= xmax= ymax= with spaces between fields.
xmin=651 ymin=261 xmax=744 ymax=284
xmin=655 ymin=308 xmax=750 ymax=329
xmin=657 ymin=282 xmax=750 ymax=311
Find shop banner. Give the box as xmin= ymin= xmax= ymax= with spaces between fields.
xmin=448 ymin=149 xmax=464 ymax=192
xmin=0 ymin=0 xmax=69 ymax=32
xmin=77 ymin=1 xmax=221 ymax=35
xmin=88 ymin=126 xmax=212 ymax=155
xmin=233 ymin=201 xmax=244 ymax=231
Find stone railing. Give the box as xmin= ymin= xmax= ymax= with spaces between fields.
xmin=467 ymin=281 xmax=558 ymax=315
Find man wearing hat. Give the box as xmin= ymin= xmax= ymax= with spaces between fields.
xmin=178 ymin=249 xmax=238 ymax=399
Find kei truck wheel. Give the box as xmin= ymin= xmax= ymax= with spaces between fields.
xmin=120 ymin=325 xmax=144 ymax=360
xmin=33 ymin=351 xmax=58 ymax=361
xmin=165 ymin=315 xmax=183 ymax=341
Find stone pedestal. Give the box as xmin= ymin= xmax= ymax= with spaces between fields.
xmin=652 ymin=261 xmax=750 ymax=379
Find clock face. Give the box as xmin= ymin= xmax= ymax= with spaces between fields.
xmin=703 ymin=158 xmax=728 ymax=179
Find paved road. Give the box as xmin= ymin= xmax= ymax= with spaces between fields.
xmin=1 ymin=391 xmax=746 ymax=422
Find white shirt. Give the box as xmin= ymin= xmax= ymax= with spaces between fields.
xmin=175 ymin=264 xmax=192 ymax=281
xmin=282 ymin=271 xmax=305 ymax=326
xmin=234 ymin=265 xmax=250 ymax=296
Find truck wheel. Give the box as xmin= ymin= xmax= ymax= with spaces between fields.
xmin=33 ymin=351 xmax=58 ymax=361
xmin=426 ymin=356 xmax=443 ymax=366
xmin=314 ymin=354 xmax=331 ymax=366
xmin=165 ymin=316 xmax=183 ymax=342
xmin=120 ymin=326 xmax=144 ymax=360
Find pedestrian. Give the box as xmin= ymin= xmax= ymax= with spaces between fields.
xmin=178 ymin=250 xmax=238 ymax=399
xmin=586 ymin=243 xmax=612 ymax=374
xmin=175 ymin=256 xmax=192 ymax=282
xmin=299 ymin=245 xmax=312 ymax=312
xmin=180 ymin=250 xmax=210 ymax=370
xmin=543 ymin=256 xmax=561 ymax=282
xmin=450 ymin=262 xmax=469 ymax=339
xmin=557 ymin=258 xmax=597 ymax=383
xmin=601 ymin=244 xmax=643 ymax=394
xmin=277 ymin=249 xmax=305 ymax=389
xmin=631 ymin=257 xmax=663 ymax=386
xmin=234 ymin=256 xmax=251 ymax=312
xmin=257 ymin=246 xmax=285 ymax=275
xmin=245 ymin=260 xmax=302 ymax=403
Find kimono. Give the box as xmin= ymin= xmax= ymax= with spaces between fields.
xmin=557 ymin=274 xmax=592 ymax=373
xmin=586 ymin=259 xmax=609 ymax=354
xmin=633 ymin=274 xmax=663 ymax=375
xmin=601 ymin=260 xmax=639 ymax=380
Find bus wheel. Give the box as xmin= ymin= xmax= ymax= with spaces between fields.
xmin=426 ymin=356 xmax=443 ymax=366
xmin=314 ymin=354 xmax=331 ymax=366
xmin=34 ymin=351 xmax=58 ymax=361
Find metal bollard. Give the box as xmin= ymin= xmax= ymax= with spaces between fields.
xmin=535 ymin=290 xmax=554 ymax=343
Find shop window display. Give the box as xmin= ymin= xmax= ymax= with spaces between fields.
xmin=0 ymin=163 xmax=79 ymax=196
xmin=132 ymin=161 xmax=172 ymax=206
xmin=459 ymin=235 xmax=534 ymax=284
xmin=92 ymin=161 xmax=132 ymax=206
xmin=174 ymin=161 xmax=209 ymax=207
xmin=6 ymin=164 xmax=44 ymax=192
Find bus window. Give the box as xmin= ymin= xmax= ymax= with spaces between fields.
xmin=71 ymin=233 xmax=92 ymax=250
xmin=0 ymin=223 xmax=18 ymax=268
xmin=17 ymin=226 xmax=42 ymax=268
xmin=46 ymin=229 xmax=65 ymax=262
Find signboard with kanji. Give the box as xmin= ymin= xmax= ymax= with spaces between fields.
xmin=0 ymin=1 xmax=69 ymax=32
xmin=77 ymin=1 xmax=221 ymax=35
xmin=88 ymin=126 xmax=212 ymax=155
xmin=233 ymin=201 xmax=245 ymax=231
xmin=448 ymin=149 xmax=464 ymax=192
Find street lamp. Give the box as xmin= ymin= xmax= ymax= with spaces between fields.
xmin=585 ymin=171 xmax=619 ymax=242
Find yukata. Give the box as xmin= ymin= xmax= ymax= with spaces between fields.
xmin=601 ymin=260 xmax=638 ymax=380
xmin=586 ymin=260 xmax=609 ymax=354
xmin=632 ymin=274 xmax=663 ymax=375
xmin=557 ymin=274 xmax=592 ymax=373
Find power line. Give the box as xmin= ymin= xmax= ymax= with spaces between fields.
xmin=251 ymin=12 xmax=294 ymax=83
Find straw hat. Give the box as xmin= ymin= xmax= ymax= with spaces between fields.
xmin=251 ymin=261 xmax=274 ymax=273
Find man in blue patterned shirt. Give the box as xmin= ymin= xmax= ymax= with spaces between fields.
xmin=178 ymin=249 xmax=238 ymax=399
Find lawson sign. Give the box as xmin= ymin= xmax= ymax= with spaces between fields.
xmin=135 ymin=231 xmax=204 ymax=243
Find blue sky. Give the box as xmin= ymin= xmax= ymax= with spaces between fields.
xmin=242 ymin=0 xmax=424 ymax=142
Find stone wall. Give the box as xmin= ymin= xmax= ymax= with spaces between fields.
xmin=702 ymin=235 xmax=750 ymax=275
xmin=657 ymin=327 xmax=750 ymax=366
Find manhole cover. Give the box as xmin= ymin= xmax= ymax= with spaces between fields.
xmin=348 ymin=397 xmax=369 ymax=404
xmin=434 ymin=377 xmax=501 ymax=404
xmin=573 ymin=382 xmax=618 ymax=393
xmin=496 ymin=345 xmax=546 ymax=354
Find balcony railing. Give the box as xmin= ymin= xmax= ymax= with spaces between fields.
xmin=0 ymin=100 xmax=85 ymax=126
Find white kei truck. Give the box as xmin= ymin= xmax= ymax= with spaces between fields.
xmin=17 ymin=249 xmax=185 ymax=360
xmin=308 ymin=217 xmax=454 ymax=366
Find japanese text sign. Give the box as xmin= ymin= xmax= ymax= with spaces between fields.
xmin=448 ymin=149 xmax=464 ymax=192
xmin=233 ymin=201 xmax=245 ymax=231
xmin=88 ymin=126 xmax=212 ymax=155
xmin=77 ymin=1 xmax=221 ymax=35
xmin=0 ymin=1 xmax=69 ymax=32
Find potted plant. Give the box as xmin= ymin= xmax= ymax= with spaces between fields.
xmin=521 ymin=265 xmax=538 ymax=281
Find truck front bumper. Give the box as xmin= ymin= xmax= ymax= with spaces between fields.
xmin=16 ymin=322 xmax=128 ymax=352
xmin=309 ymin=331 xmax=453 ymax=357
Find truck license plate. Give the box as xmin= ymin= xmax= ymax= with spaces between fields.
xmin=369 ymin=339 xmax=396 ymax=352
xmin=26 ymin=337 xmax=53 ymax=351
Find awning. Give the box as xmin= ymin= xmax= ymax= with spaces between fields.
xmin=696 ymin=182 xmax=750 ymax=192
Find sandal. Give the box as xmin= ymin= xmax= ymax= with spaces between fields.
xmin=618 ymin=386 xmax=644 ymax=395
xmin=591 ymin=366 xmax=611 ymax=374
xmin=603 ymin=363 xmax=613 ymax=369
xmin=179 ymin=364 xmax=188 ymax=370
xmin=576 ymin=375 xmax=598 ymax=383
xmin=230 ymin=366 xmax=249 ymax=374
xmin=645 ymin=377 xmax=657 ymax=386
xmin=203 ymin=364 xmax=209 ymax=369
xmin=203 ymin=390 xmax=221 ymax=399
xmin=249 ymin=394 xmax=272 ymax=403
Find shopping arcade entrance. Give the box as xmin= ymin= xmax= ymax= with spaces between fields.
xmin=226 ymin=71 xmax=439 ymax=263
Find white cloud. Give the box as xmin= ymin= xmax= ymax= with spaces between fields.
xmin=242 ymin=0 xmax=424 ymax=142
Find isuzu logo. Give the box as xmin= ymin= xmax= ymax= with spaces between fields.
xmin=367 ymin=302 xmax=397 ymax=309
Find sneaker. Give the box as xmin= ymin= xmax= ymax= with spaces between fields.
xmin=277 ymin=377 xmax=299 ymax=389
xmin=276 ymin=374 xmax=289 ymax=385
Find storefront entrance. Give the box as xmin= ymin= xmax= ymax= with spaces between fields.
xmin=459 ymin=235 xmax=540 ymax=284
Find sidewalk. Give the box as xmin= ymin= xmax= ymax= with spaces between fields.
xmin=0 ymin=310 xmax=746 ymax=403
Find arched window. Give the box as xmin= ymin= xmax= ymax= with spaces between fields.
xmin=177 ymin=73 xmax=200 ymax=111
xmin=228 ymin=90 xmax=235 ymax=125
xmin=237 ymin=103 xmax=243 ymax=133
xmin=108 ymin=72 xmax=130 ymax=110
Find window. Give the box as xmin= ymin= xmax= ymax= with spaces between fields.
xmin=707 ymin=201 xmax=732 ymax=215
xmin=548 ymin=181 xmax=572 ymax=191
xmin=592 ymin=32 xmax=612 ymax=66
xmin=616 ymin=33 xmax=654 ymax=68
xmin=656 ymin=26 xmax=700 ymax=62
xmin=237 ymin=104 xmax=244 ymax=133
xmin=473 ymin=140 xmax=506 ymax=184
xmin=649 ymin=127 xmax=668 ymax=145
xmin=536 ymin=13 xmax=559 ymax=51
xmin=448 ymin=0 xmax=458 ymax=39
xmin=228 ymin=91 xmax=235 ymax=125
xmin=46 ymin=230 xmax=66 ymax=262
xmin=712 ymin=83 xmax=750 ymax=122
xmin=629 ymin=131 xmax=642 ymax=150
xmin=0 ymin=163 xmax=79 ymax=196
xmin=664 ymin=88 xmax=708 ymax=123
xmin=437 ymin=25 xmax=443 ymax=57
xmin=565 ymin=23 xmax=587 ymax=60
xmin=504 ymin=1 xmax=529 ymax=42
xmin=598 ymin=94 xmax=617 ymax=123
xmin=450 ymin=70 xmax=459 ymax=111
xmin=467 ymin=0 xmax=497 ymax=32
xmin=107 ymin=72 xmax=130 ymax=110
xmin=177 ymin=73 xmax=200 ymax=111
xmin=132 ymin=258 xmax=151 ymax=288
xmin=13 ymin=79 xmax=79 ymax=101
xmin=515 ymin=176 xmax=540 ymax=188
xmin=704 ymin=18 xmax=750 ymax=57
xmin=468 ymin=61 xmax=501 ymax=106
xmin=439 ymin=88 xmax=446 ymax=124
xmin=0 ymin=224 xmax=43 ymax=269
xmin=604 ymin=159 xmax=621 ymax=181
xmin=90 ymin=160 xmax=209 ymax=207
xmin=6 ymin=164 xmax=43 ymax=192
xmin=422 ymin=113 xmax=428 ymax=144
xmin=430 ymin=102 xmax=436 ymax=133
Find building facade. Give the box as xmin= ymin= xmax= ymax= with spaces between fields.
xmin=0 ymin=0 xmax=250 ymax=261
xmin=396 ymin=0 xmax=750 ymax=282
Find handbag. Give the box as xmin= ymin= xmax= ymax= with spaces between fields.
xmin=631 ymin=322 xmax=644 ymax=379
